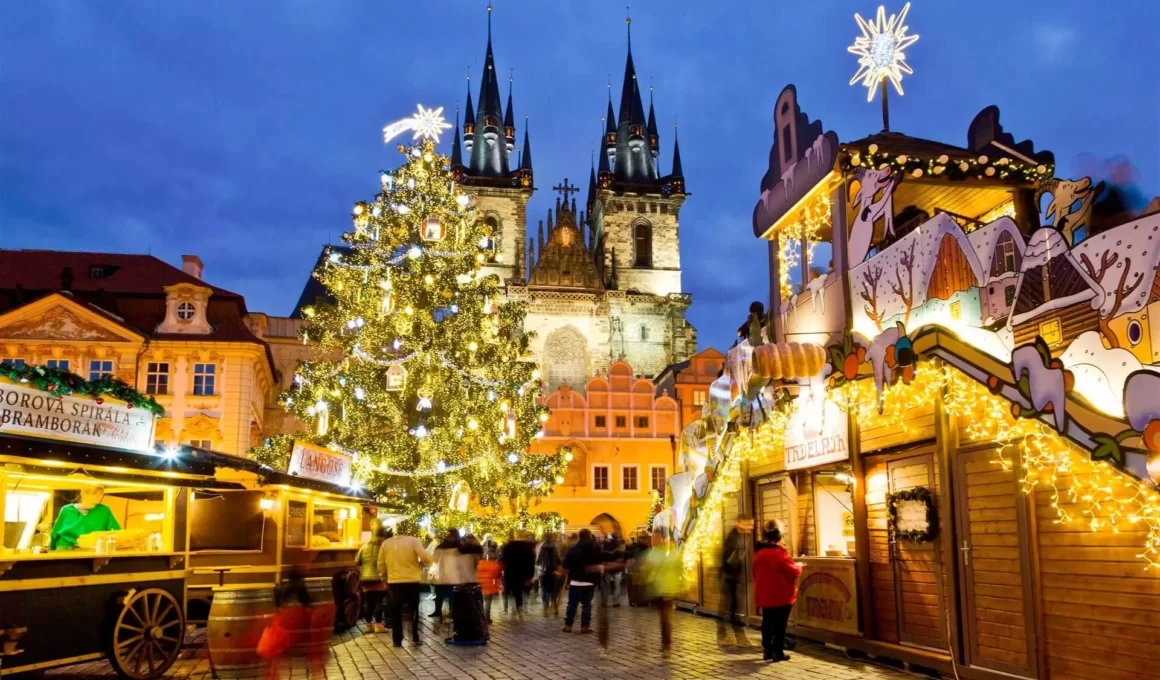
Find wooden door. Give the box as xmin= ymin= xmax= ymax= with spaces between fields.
xmin=755 ymin=477 xmax=794 ymax=554
xmin=955 ymin=448 xmax=1038 ymax=678
xmin=888 ymin=454 xmax=947 ymax=650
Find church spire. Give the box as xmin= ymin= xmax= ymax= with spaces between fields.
xmin=467 ymin=3 xmax=510 ymax=177
xmin=463 ymin=75 xmax=475 ymax=153
xmin=520 ymin=115 xmax=533 ymax=172
xmin=671 ymin=122 xmax=684 ymax=178
xmin=610 ymin=12 xmax=656 ymax=182
xmin=647 ymin=80 xmax=659 ymax=160
xmin=450 ymin=107 xmax=463 ymax=167
xmin=504 ymin=71 xmax=516 ymax=153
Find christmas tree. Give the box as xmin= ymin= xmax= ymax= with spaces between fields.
xmin=253 ymin=137 xmax=567 ymax=531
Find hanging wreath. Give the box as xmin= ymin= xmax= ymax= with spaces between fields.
xmin=886 ymin=486 xmax=938 ymax=543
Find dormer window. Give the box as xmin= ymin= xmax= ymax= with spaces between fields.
xmin=156 ymin=283 xmax=213 ymax=335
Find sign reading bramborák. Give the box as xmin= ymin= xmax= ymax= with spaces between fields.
xmin=0 ymin=378 xmax=156 ymax=452
xmin=288 ymin=440 xmax=353 ymax=487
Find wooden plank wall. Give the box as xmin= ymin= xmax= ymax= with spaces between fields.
xmin=961 ymin=454 xmax=1034 ymax=673
xmin=866 ymin=457 xmax=899 ymax=643
xmin=793 ymin=472 xmax=816 ymax=557
xmin=860 ymin=403 xmax=937 ymax=453
xmin=889 ymin=456 xmax=947 ymax=650
xmin=1034 ymin=466 xmax=1160 ymax=680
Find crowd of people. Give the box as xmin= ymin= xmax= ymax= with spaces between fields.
xmin=349 ymin=517 xmax=803 ymax=663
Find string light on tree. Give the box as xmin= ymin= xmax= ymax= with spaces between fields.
xmin=249 ymin=114 xmax=567 ymax=524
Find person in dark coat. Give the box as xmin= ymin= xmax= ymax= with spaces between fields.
xmin=500 ymin=532 xmax=537 ymax=618
xmin=752 ymin=526 xmax=802 ymax=662
xmin=718 ymin=514 xmax=754 ymax=645
xmin=561 ymin=529 xmax=603 ymax=633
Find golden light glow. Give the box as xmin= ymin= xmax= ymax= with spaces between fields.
xmin=777 ymin=192 xmax=831 ymax=302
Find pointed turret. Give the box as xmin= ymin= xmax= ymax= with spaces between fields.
xmin=450 ymin=108 xmax=463 ymax=168
xmin=603 ymin=86 xmax=617 ymax=170
xmin=611 ymin=14 xmax=657 ymax=182
xmin=504 ymin=74 xmax=516 ymax=154
xmin=467 ymin=4 xmax=510 ymax=177
xmin=463 ymin=77 xmax=475 ymax=154
xmin=519 ymin=116 xmax=533 ymax=172
xmin=671 ymin=125 xmax=684 ymax=178
xmin=647 ymin=84 xmax=659 ymax=160
xmin=587 ymin=150 xmax=597 ymax=204
xmin=528 ymin=237 xmax=535 ymax=271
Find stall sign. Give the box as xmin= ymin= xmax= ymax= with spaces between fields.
xmin=792 ymin=558 xmax=860 ymax=635
xmin=0 ymin=378 xmax=156 ymax=452
xmin=288 ymin=440 xmax=353 ymax=487
xmin=784 ymin=387 xmax=849 ymax=470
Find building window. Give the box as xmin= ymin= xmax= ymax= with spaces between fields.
xmin=634 ymin=222 xmax=652 ymax=267
xmin=813 ymin=470 xmax=856 ymax=557
xmin=189 ymin=439 xmax=212 ymax=450
xmin=640 ymin=325 xmax=649 ymax=341
xmin=1 ymin=358 xmax=26 ymax=368
xmin=177 ymin=302 xmax=196 ymax=320
xmin=615 ymin=415 xmax=627 ymax=428
xmin=693 ymin=390 xmax=708 ymax=406
xmin=636 ymin=416 xmax=649 ymax=429
xmin=593 ymin=465 xmax=610 ymax=491
xmin=594 ymin=415 xmax=607 ymax=428
xmin=146 ymin=362 xmax=170 ymax=395
xmin=1128 ymin=319 xmax=1144 ymax=347
xmin=193 ymin=363 xmax=216 ymax=396
xmin=1004 ymin=285 xmax=1017 ymax=307
xmin=45 ymin=359 xmax=70 ymax=371
xmin=1002 ymin=240 xmax=1016 ymax=272
xmin=483 ymin=214 xmax=501 ymax=260
xmin=89 ymin=360 xmax=114 ymax=381
xmin=622 ymin=465 xmax=639 ymax=492
xmin=650 ymin=466 xmax=668 ymax=494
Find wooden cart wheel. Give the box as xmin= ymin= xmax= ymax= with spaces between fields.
xmin=343 ymin=592 xmax=362 ymax=630
xmin=108 ymin=588 xmax=185 ymax=680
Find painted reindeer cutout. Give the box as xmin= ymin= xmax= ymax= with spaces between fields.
xmin=1037 ymin=177 xmax=1105 ymax=245
xmin=848 ymin=166 xmax=901 ymax=265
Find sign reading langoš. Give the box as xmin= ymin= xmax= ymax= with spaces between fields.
xmin=288 ymin=440 xmax=353 ymax=487
xmin=0 ymin=378 xmax=156 ymax=452
xmin=784 ymin=384 xmax=849 ymax=470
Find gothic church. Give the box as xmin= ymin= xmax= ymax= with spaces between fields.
xmin=448 ymin=9 xmax=696 ymax=391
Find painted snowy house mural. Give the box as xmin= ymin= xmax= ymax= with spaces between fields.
xmin=966 ymin=217 xmax=1025 ymax=325
xmin=1008 ymin=227 xmax=1102 ymax=352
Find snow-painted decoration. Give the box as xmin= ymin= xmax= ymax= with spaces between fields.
xmin=1059 ymin=331 xmax=1150 ymax=418
xmin=847 ymin=165 xmax=902 ymax=266
xmin=1036 ymin=177 xmax=1104 ymax=245
xmin=1008 ymin=339 xmax=1071 ymax=432
xmin=864 ymin=322 xmax=905 ymax=412
xmin=1008 ymin=227 xmax=1102 ymax=332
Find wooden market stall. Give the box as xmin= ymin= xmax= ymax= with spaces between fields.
xmin=669 ymin=81 xmax=1160 ymax=680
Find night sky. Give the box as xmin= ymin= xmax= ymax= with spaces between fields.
xmin=2 ymin=1 xmax=1157 ymax=353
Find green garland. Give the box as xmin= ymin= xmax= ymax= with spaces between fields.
xmin=840 ymin=147 xmax=1053 ymax=184
xmin=886 ymin=486 xmax=938 ymax=543
xmin=0 ymin=362 xmax=163 ymax=416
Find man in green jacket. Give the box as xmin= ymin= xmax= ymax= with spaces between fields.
xmin=51 ymin=485 xmax=120 ymax=550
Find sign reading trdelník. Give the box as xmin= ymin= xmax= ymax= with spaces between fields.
xmin=288 ymin=440 xmax=353 ymax=487
xmin=0 ymin=378 xmax=156 ymax=452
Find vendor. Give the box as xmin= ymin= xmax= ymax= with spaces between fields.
xmin=50 ymin=485 xmax=120 ymax=550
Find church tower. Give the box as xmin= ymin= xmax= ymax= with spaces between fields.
xmin=450 ymin=4 xmax=534 ymax=284
xmin=588 ymin=15 xmax=687 ymax=299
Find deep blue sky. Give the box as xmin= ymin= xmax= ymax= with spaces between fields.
xmin=2 ymin=1 xmax=1157 ymax=352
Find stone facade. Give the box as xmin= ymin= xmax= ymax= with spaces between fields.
xmin=595 ymin=193 xmax=685 ymax=297
xmin=472 ymin=186 xmax=532 ymax=284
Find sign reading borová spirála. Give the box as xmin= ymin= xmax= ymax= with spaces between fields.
xmin=288 ymin=440 xmax=353 ymax=487
xmin=0 ymin=379 xmax=156 ymax=452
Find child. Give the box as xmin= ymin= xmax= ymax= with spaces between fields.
xmin=752 ymin=526 xmax=802 ymax=662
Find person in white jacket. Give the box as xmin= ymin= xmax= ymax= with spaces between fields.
xmin=377 ymin=523 xmax=433 ymax=647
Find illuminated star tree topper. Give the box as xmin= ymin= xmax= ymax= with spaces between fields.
xmin=848 ymin=2 xmax=919 ymax=130
xmin=382 ymin=104 xmax=453 ymax=144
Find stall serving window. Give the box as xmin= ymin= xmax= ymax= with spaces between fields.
xmin=812 ymin=470 xmax=855 ymax=557
xmin=188 ymin=489 xmax=269 ymax=552
xmin=1 ymin=472 xmax=174 ymax=557
xmin=284 ymin=495 xmax=359 ymax=549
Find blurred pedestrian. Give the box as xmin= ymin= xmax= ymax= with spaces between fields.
xmin=561 ymin=528 xmax=602 ymax=634
xmin=501 ymin=530 xmax=536 ymax=619
xmin=447 ymin=534 xmax=486 ymax=643
xmin=356 ymin=526 xmax=390 ymax=633
xmin=430 ymin=530 xmax=462 ymax=622
xmin=537 ymin=532 xmax=563 ymax=616
xmin=753 ymin=525 xmax=802 ymax=662
xmin=377 ymin=521 xmax=433 ymax=647
xmin=718 ymin=514 xmax=754 ymax=646
xmin=602 ymin=533 xmax=627 ymax=607
xmin=624 ymin=532 xmax=650 ymax=606
xmin=477 ymin=538 xmax=503 ymax=623
xmin=641 ymin=529 xmax=682 ymax=656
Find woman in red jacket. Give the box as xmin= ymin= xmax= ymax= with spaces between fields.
xmin=752 ymin=525 xmax=802 ymax=662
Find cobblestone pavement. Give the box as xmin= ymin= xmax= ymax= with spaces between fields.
xmin=44 ymin=597 xmax=919 ymax=679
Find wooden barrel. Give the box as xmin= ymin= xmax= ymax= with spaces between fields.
xmin=285 ymin=577 xmax=335 ymax=659
xmin=206 ymin=585 xmax=276 ymax=679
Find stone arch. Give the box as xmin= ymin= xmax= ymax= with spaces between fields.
xmin=543 ymin=325 xmax=588 ymax=393
xmin=482 ymin=211 xmax=502 ymax=257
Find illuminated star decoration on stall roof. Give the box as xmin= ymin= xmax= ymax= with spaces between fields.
xmin=382 ymin=104 xmax=453 ymax=144
xmin=847 ymin=3 xmax=919 ymax=102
